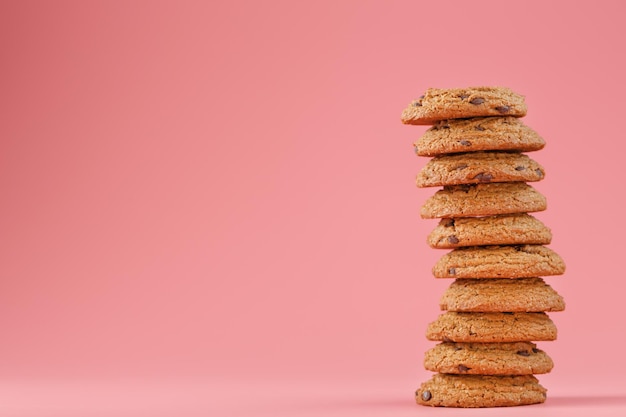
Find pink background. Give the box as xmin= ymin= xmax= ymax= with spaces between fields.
xmin=1 ymin=0 xmax=625 ymax=415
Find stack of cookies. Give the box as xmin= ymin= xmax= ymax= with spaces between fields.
xmin=401 ymin=87 xmax=566 ymax=408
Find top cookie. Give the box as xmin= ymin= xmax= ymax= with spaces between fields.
xmin=413 ymin=117 xmax=545 ymax=157
xmin=401 ymin=87 xmax=527 ymax=125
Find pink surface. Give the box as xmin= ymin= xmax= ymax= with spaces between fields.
xmin=1 ymin=0 xmax=625 ymax=415
xmin=0 ymin=377 xmax=625 ymax=417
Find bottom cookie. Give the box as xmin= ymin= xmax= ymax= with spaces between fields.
xmin=416 ymin=374 xmax=547 ymax=407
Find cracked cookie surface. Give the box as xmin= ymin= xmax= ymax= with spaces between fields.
xmin=426 ymin=312 xmax=557 ymax=342
xmin=415 ymin=374 xmax=547 ymax=407
xmin=420 ymin=182 xmax=547 ymax=219
xmin=439 ymin=277 xmax=565 ymax=312
xmin=432 ymin=245 xmax=566 ymax=278
xmin=423 ymin=342 xmax=553 ymax=375
xmin=413 ymin=116 xmax=545 ymax=156
xmin=416 ymin=152 xmax=545 ymax=187
xmin=401 ymin=87 xmax=527 ymax=125
xmin=427 ymin=214 xmax=552 ymax=248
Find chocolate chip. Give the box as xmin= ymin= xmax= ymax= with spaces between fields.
xmin=517 ymin=350 xmax=531 ymax=357
xmin=503 ymin=312 xmax=514 ymax=315
xmin=532 ymin=348 xmax=540 ymax=353
xmin=442 ymin=124 xmax=450 ymax=129
xmin=458 ymin=365 xmax=471 ymax=372
xmin=473 ymin=172 xmax=493 ymax=182
xmin=457 ymin=184 xmax=472 ymax=192
xmin=454 ymin=164 xmax=468 ymax=170
xmin=443 ymin=337 xmax=454 ymax=343
xmin=459 ymin=94 xmax=469 ymax=100
xmin=448 ymin=267 xmax=456 ymax=275
xmin=448 ymin=235 xmax=459 ymax=244
xmin=475 ymin=125 xmax=486 ymax=131
xmin=419 ymin=95 xmax=425 ymax=99
xmin=514 ymin=245 xmax=523 ymax=251
xmin=422 ymin=390 xmax=432 ymax=401
xmin=413 ymin=145 xmax=419 ymax=155
xmin=515 ymin=165 xmax=526 ymax=171
xmin=413 ymin=101 xmax=422 ymax=107
xmin=470 ymin=97 xmax=485 ymax=105
xmin=535 ymin=168 xmax=544 ymax=177
xmin=460 ymin=140 xmax=471 ymax=146
xmin=495 ymin=105 xmax=510 ymax=113
xmin=454 ymin=344 xmax=463 ymax=351
xmin=442 ymin=218 xmax=455 ymax=227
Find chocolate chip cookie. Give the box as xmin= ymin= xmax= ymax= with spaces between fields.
xmin=401 ymin=87 xmax=527 ymax=125
xmin=439 ymin=277 xmax=565 ymax=312
xmin=416 ymin=152 xmax=545 ymax=188
xmin=427 ymin=214 xmax=552 ymax=249
xmin=424 ymin=342 xmax=553 ymax=375
xmin=415 ymin=374 xmax=547 ymax=407
xmin=426 ymin=312 xmax=558 ymax=342
xmin=432 ymin=245 xmax=566 ymax=279
xmin=413 ymin=116 xmax=545 ymax=156
xmin=420 ymin=182 xmax=547 ymax=219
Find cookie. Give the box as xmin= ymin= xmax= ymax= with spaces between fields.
xmin=426 ymin=312 xmax=557 ymax=342
xmin=424 ymin=342 xmax=553 ymax=375
xmin=415 ymin=374 xmax=547 ymax=407
xmin=420 ymin=182 xmax=547 ymax=219
xmin=439 ymin=277 xmax=565 ymax=312
xmin=416 ymin=152 xmax=545 ymax=188
xmin=413 ymin=117 xmax=545 ymax=157
xmin=427 ymin=214 xmax=552 ymax=249
xmin=432 ymin=245 xmax=566 ymax=278
xmin=401 ymin=87 xmax=527 ymax=125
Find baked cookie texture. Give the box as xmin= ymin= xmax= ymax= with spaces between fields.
xmin=416 ymin=152 xmax=545 ymax=188
xmin=401 ymin=87 xmax=527 ymax=125
xmin=403 ymin=86 xmax=565 ymax=408
xmin=423 ymin=342 xmax=553 ymax=375
xmin=413 ymin=117 xmax=545 ymax=157
xmin=415 ymin=374 xmax=547 ymax=407
xmin=426 ymin=312 xmax=557 ymax=342
xmin=439 ymin=278 xmax=565 ymax=312
xmin=427 ymin=214 xmax=552 ymax=249
xmin=432 ymin=245 xmax=566 ymax=279
xmin=420 ymin=182 xmax=547 ymax=219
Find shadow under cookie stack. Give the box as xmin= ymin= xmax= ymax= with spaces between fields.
xmin=401 ymin=87 xmax=566 ymax=408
